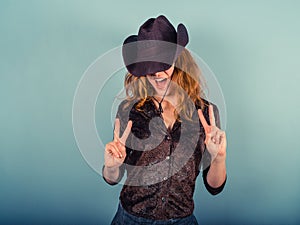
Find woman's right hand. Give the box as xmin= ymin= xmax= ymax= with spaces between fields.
xmin=104 ymin=118 xmax=132 ymax=169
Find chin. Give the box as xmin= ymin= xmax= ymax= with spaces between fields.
xmin=155 ymin=88 xmax=171 ymax=96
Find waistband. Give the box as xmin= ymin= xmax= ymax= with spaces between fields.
xmin=117 ymin=201 xmax=197 ymax=224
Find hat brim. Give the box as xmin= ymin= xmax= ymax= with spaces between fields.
xmin=122 ymin=24 xmax=189 ymax=77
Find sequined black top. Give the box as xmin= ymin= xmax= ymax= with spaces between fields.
xmin=103 ymin=97 xmax=226 ymax=220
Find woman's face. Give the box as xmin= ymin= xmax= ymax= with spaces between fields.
xmin=146 ymin=65 xmax=175 ymax=97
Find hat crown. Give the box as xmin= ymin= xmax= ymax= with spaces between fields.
xmin=122 ymin=15 xmax=189 ymax=77
xmin=138 ymin=15 xmax=177 ymax=43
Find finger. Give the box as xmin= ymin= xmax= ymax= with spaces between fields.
xmin=204 ymin=132 xmax=212 ymax=145
xmin=113 ymin=118 xmax=120 ymax=142
xmin=197 ymin=109 xmax=209 ymax=131
xmin=106 ymin=143 xmax=120 ymax=158
xmin=115 ymin=141 xmax=127 ymax=159
xmin=106 ymin=146 xmax=119 ymax=158
xmin=114 ymin=136 xmax=127 ymax=159
xmin=106 ymin=142 xmax=122 ymax=158
xmin=214 ymin=130 xmax=221 ymax=145
xmin=205 ymin=126 xmax=218 ymax=144
xmin=117 ymin=141 xmax=126 ymax=159
xmin=220 ymin=131 xmax=227 ymax=147
xmin=120 ymin=120 xmax=132 ymax=145
xmin=209 ymin=105 xmax=216 ymax=127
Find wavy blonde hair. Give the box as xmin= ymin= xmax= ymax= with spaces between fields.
xmin=120 ymin=48 xmax=208 ymax=121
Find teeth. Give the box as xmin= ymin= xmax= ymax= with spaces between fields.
xmin=155 ymin=78 xmax=166 ymax=82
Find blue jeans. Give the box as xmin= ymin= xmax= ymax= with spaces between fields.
xmin=111 ymin=202 xmax=199 ymax=225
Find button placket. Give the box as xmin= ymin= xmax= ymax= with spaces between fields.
xmin=160 ymin=129 xmax=174 ymax=210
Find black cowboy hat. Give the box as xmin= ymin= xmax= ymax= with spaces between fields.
xmin=122 ymin=15 xmax=189 ymax=77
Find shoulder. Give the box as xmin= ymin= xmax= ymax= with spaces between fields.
xmin=195 ymin=98 xmax=217 ymax=110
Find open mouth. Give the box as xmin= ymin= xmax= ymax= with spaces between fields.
xmin=155 ymin=78 xmax=168 ymax=85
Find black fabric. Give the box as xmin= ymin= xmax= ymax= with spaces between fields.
xmin=202 ymin=165 xmax=227 ymax=195
xmin=103 ymin=97 xmax=226 ymax=220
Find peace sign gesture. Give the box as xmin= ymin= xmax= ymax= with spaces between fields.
xmin=198 ymin=105 xmax=227 ymax=163
xmin=104 ymin=118 xmax=132 ymax=168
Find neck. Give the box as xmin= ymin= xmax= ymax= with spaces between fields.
xmin=152 ymin=94 xmax=177 ymax=110
xmin=152 ymin=74 xmax=177 ymax=113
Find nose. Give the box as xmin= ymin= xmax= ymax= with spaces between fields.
xmin=153 ymin=71 xmax=166 ymax=76
xmin=149 ymin=72 xmax=161 ymax=77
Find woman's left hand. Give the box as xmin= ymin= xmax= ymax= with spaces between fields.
xmin=197 ymin=105 xmax=227 ymax=163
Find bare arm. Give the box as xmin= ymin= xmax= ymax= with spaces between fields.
xmin=103 ymin=165 xmax=121 ymax=184
xmin=206 ymin=154 xmax=226 ymax=188
xmin=198 ymin=104 xmax=227 ymax=191
xmin=103 ymin=118 xmax=132 ymax=185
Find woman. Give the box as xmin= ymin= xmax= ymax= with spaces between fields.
xmin=103 ymin=15 xmax=227 ymax=225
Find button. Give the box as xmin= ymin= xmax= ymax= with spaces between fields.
xmin=166 ymin=156 xmax=170 ymax=160
xmin=163 ymin=177 xmax=167 ymax=181
xmin=161 ymin=197 xmax=166 ymax=202
xmin=165 ymin=135 xmax=171 ymax=140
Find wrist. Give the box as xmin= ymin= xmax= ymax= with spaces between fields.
xmin=211 ymin=153 xmax=226 ymax=164
xmin=104 ymin=164 xmax=120 ymax=173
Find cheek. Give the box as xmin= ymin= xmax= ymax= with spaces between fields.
xmin=166 ymin=66 xmax=174 ymax=76
xmin=146 ymin=77 xmax=155 ymax=87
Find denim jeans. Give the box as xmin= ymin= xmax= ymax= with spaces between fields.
xmin=111 ymin=202 xmax=199 ymax=225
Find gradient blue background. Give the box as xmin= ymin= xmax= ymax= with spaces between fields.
xmin=1 ymin=0 xmax=300 ymax=224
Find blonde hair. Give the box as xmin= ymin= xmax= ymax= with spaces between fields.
xmin=120 ymin=48 xmax=208 ymax=121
